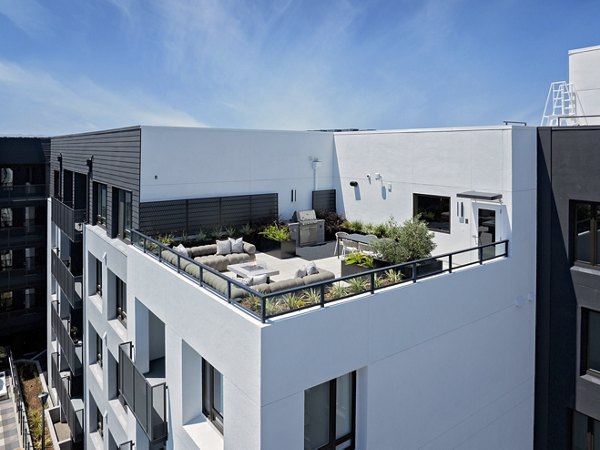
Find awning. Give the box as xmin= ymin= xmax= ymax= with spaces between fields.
xmin=456 ymin=191 xmax=502 ymax=201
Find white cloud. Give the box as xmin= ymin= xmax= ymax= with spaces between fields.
xmin=0 ymin=60 xmax=206 ymax=135
xmin=0 ymin=0 xmax=50 ymax=37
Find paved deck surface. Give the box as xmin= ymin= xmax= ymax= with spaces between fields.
xmin=0 ymin=373 xmax=22 ymax=450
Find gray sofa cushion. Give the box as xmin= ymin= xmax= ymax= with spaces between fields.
xmin=302 ymin=269 xmax=335 ymax=285
xmin=202 ymin=271 xmax=250 ymax=299
xmin=189 ymin=244 xmax=218 ymax=258
xmin=161 ymin=249 xmax=193 ymax=271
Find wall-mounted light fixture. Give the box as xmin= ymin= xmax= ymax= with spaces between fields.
xmin=366 ymin=174 xmax=371 ymax=182
xmin=86 ymin=156 xmax=94 ymax=170
xmin=349 ymin=180 xmax=358 ymax=187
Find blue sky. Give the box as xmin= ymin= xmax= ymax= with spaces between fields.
xmin=0 ymin=0 xmax=599 ymax=135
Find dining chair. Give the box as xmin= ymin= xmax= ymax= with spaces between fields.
xmin=334 ymin=231 xmax=349 ymax=257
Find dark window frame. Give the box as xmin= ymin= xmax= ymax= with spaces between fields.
xmin=96 ymin=405 xmax=104 ymax=438
xmin=413 ymin=193 xmax=451 ymax=233
xmin=96 ymin=332 xmax=103 ymax=368
xmin=94 ymin=182 xmax=108 ymax=227
xmin=95 ymin=258 xmax=103 ymax=297
xmin=202 ymin=359 xmax=224 ymax=434
xmin=571 ymin=410 xmax=600 ymax=450
xmin=113 ymin=187 xmax=132 ymax=240
xmin=573 ymin=201 xmax=600 ymax=267
xmin=582 ymin=308 xmax=600 ymax=378
xmin=304 ymin=371 xmax=357 ymax=450
xmin=116 ymin=276 xmax=127 ymax=327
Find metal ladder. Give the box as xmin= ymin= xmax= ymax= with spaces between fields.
xmin=541 ymin=81 xmax=577 ymax=126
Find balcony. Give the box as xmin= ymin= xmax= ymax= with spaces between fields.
xmin=118 ymin=342 xmax=167 ymax=444
xmin=0 ymin=184 xmax=47 ymax=204
xmin=0 ymin=221 xmax=46 ymax=247
xmin=51 ymin=352 xmax=84 ymax=444
xmin=0 ymin=257 xmax=45 ymax=286
xmin=51 ymin=301 xmax=82 ymax=376
xmin=52 ymin=197 xmax=86 ymax=242
xmin=51 ymin=248 xmax=83 ymax=309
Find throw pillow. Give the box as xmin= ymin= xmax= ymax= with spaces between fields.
xmin=307 ymin=262 xmax=319 ymax=275
xmin=229 ymin=237 xmax=244 ymax=253
xmin=173 ymin=243 xmax=188 ymax=256
xmin=240 ymin=277 xmax=253 ymax=286
xmin=294 ymin=266 xmax=307 ymax=278
xmin=216 ymin=239 xmax=231 ymax=255
xmin=252 ymin=274 xmax=268 ymax=285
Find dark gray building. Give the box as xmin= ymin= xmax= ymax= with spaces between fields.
xmin=536 ymin=125 xmax=600 ymax=449
xmin=0 ymin=137 xmax=49 ymax=354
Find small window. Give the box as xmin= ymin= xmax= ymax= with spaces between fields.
xmin=1 ymin=208 xmax=13 ymax=227
xmin=95 ymin=258 xmax=103 ymax=296
xmin=96 ymin=406 xmax=104 ymax=438
xmin=94 ymin=183 xmax=107 ymax=226
xmin=414 ymin=194 xmax=451 ymax=233
xmin=96 ymin=333 xmax=103 ymax=368
xmin=304 ymin=371 xmax=356 ymax=450
xmin=114 ymin=188 xmax=132 ymax=239
xmin=0 ymin=291 xmax=13 ymax=312
xmin=53 ymin=170 xmax=60 ymax=198
xmin=116 ymin=277 xmax=127 ymax=327
xmin=574 ymin=202 xmax=600 ymax=266
xmin=202 ymin=359 xmax=224 ymax=433
xmin=0 ymin=250 xmax=12 ymax=270
xmin=1 ymin=168 xmax=13 ymax=187
xmin=584 ymin=309 xmax=600 ymax=377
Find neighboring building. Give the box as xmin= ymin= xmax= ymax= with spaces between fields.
xmin=0 ymin=137 xmax=49 ymax=354
xmin=47 ymin=125 xmax=537 ymax=449
xmin=535 ymin=45 xmax=600 ymax=450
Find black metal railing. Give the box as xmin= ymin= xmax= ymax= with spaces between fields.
xmin=8 ymin=349 xmax=34 ymax=450
xmin=51 ymin=249 xmax=83 ymax=309
xmin=52 ymin=197 xmax=86 ymax=242
xmin=51 ymin=352 xmax=83 ymax=443
xmin=118 ymin=342 xmax=167 ymax=443
xmin=51 ymin=301 xmax=82 ymax=376
xmin=0 ymin=184 xmax=47 ymax=202
xmin=131 ymin=230 xmax=509 ymax=323
xmin=119 ymin=441 xmax=134 ymax=450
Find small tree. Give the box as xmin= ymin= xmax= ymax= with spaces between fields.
xmin=371 ymin=216 xmax=436 ymax=263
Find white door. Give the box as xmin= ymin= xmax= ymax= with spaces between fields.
xmin=472 ymin=203 xmax=504 ymax=258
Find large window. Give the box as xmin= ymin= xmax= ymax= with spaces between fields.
xmin=202 ymin=359 xmax=224 ymax=433
xmin=575 ymin=202 xmax=600 ymax=266
xmin=584 ymin=309 xmax=600 ymax=377
xmin=304 ymin=372 xmax=356 ymax=450
xmin=414 ymin=194 xmax=451 ymax=233
xmin=572 ymin=411 xmax=600 ymax=450
xmin=114 ymin=188 xmax=132 ymax=239
xmin=116 ymin=277 xmax=127 ymax=326
xmin=94 ymin=182 xmax=107 ymax=226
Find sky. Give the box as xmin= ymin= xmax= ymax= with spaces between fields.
xmin=0 ymin=0 xmax=599 ymax=136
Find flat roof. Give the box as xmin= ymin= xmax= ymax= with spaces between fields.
xmin=569 ymin=44 xmax=600 ymax=55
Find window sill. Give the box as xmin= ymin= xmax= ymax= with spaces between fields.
xmin=90 ymin=362 xmax=103 ymax=389
xmin=581 ymin=373 xmax=600 ymax=386
xmin=108 ymin=317 xmax=127 ymax=342
xmin=183 ymin=415 xmax=224 ymax=450
xmin=108 ymin=398 xmax=128 ymax=431
xmin=89 ymin=294 xmax=102 ymax=314
xmin=89 ymin=430 xmax=104 ymax=449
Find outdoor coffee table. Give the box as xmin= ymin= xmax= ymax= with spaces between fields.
xmin=227 ymin=262 xmax=279 ymax=281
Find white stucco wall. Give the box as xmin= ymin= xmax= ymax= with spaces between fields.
xmin=569 ymin=45 xmax=600 ymax=125
xmin=139 ymin=126 xmax=336 ymax=220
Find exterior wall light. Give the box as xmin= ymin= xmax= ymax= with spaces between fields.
xmin=349 ymin=181 xmax=358 ymax=187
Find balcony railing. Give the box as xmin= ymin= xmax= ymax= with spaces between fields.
xmin=51 ymin=352 xmax=84 ymax=443
xmin=51 ymin=249 xmax=83 ymax=309
xmin=131 ymin=229 xmax=509 ymax=323
xmin=119 ymin=441 xmax=134 ymax=450
xmin=51 ymin=301 xmax=82 ymax=376
xmin=0 ymin=184 xmax=47 ymax=202
xmin=118 ymin=342 xmax=167 ymax=443
xmin=52 ymin=197 xmax=86 ymax=242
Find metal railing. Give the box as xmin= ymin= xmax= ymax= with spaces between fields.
xmin=51 ymin=197 xmax=86 ymax=242
xmin=131 ymin=230 xmax=509 ymax=323
xmin=8 ymin=349 xmax=34 ymax=450
xmin=119 ymin=441 xmax=134 ymax=450
xmin=118 ymin=342 xmax=167 ymax=443
xmin=51 ymin=249 xmax=83 ymax=309
xmin=51 ymin=301 xmax=82 ymax=376
xmin=0 ymin=184 xmax=47 ymax=202
xmin=51 ymin=352 xmax=83 ymax=443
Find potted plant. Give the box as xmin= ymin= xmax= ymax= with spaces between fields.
xmin=341 ymin=251 xmax=374 ymax=277
xmin=258 ymin=222 xmax=296 ymax=259
xmin=370 ymin=216 xmax=441 ymax=277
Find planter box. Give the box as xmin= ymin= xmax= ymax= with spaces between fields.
xmin=258 ymin=237 xmax=296 ymax=259
xmin=341 ymin=262 xmax=373 ymax=277
xmin=400 ymin=259 xmax=444 ymax=279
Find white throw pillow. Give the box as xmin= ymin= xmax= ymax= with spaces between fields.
xmin=173 ymin=243 xmax=188 ymax=256
xmin=307 ymin=262 xmax=319 ymax=275
xmin=295 ymin=266 xmax=307 ymax=278
xmin=252 ymin=274 xmax=268 ymax=285
xmin=229 ymin=237 xmax=244 ymax=253
xmin=216 ymin=239 xmax=231 ymax=255
xmin=240 ymin=277 xmax=253 ymax=286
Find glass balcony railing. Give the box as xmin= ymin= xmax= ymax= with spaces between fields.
xmin=51 ymin=352 xmax=84 ymax=443
xmin=0 ymin=184 xmax=47 ymax=202
xmin=51 ymin=249 xmax=83 ymax=309
xmin=118 ymin=342 xmax=167 ymax=443
xmin=52 ymin=197 xmax=86 ymax=242
xmin=51 ymin=301 xmax=82 ymax=376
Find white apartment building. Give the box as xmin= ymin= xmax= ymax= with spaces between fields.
xmin=47 ymin=124 xmax=536 ymax=449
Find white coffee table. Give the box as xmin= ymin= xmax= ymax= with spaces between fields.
xmin=227 ymin=262 xmax=279 ymax=280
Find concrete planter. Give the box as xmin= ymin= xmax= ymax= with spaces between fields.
xmin=258 ymin=237 xmax=296 ymax=259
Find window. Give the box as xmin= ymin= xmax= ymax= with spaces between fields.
xmin=304 ymin=372 xmax=356 ymax=450
xmin=95 ymin=258 xmax=103 ymax=296
xmin=1 ymin=208 xmax=13 ymax=227
xmin=96 ymin=406 xmax=104 ymax=438
xmin=96 ymin=333 xmax=103 ymax=368
xmin=0 ymin=291 xmax=13 ymax=312
xmin=572 ymin=411 xmax=600 ymax=450
xmin=114 ymin=188 xmax=132 ymax=239
xmin=414 ymin=194 xmax=451 ymax=233
xmin=1 ymin=250 xmax=12 ymax=271
xmin=1 ymin=168 xmax=13 ymax=187
xmin=94 ymin=183 xmax=107 ymax=226
xmin=202 ymin=359 xmax=224 ymax=433
xmin=116 ymin=277 xmax=127 ymax=326
xmin=574 ymin=202 xmax=600 ymax=266
xmin=584 ymin=309 xmax=600 ymax=377
xmin=53 ymin=170 xmax=60 ymax=198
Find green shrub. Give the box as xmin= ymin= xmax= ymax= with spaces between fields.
xmin=344 ymin=252 xmax=374 ymax=268
xmin=259 ymin=223 xmax=291 ymax=242
xmin=371 ymin=216 xmax=436 ymax=263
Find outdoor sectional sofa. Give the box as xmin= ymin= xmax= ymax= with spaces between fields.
xmin=161 ymin=241 xmax=256 ymax=272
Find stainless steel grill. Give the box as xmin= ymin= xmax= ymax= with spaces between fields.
xmin=291 ymin=210 xmax=325 ymax=246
